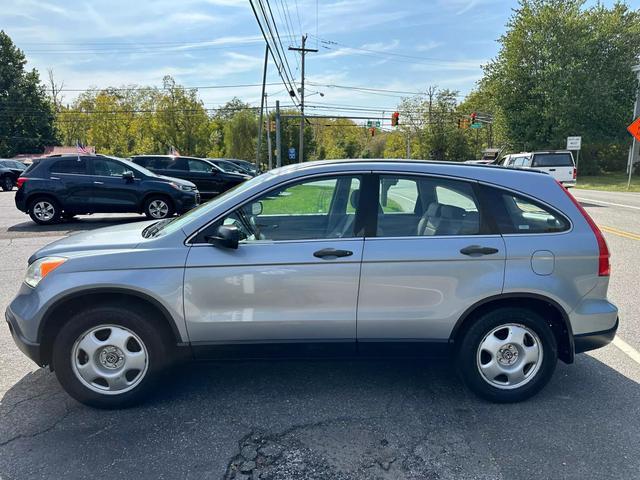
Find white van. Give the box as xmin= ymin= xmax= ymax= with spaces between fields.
xmin=498 ymin=151 xmax=577 ymax=187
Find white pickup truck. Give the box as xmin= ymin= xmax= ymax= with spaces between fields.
xmin=498 ymin=151 xmax=577 ymax=187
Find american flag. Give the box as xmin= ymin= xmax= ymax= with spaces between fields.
xmin=76 ymin=141 xmax=90 ymax=154
xmin=169 ymin=145 xmax=181 ymax=156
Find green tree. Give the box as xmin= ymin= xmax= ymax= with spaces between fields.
xmin=484 ymin=0 xmax=640 ymax=173
xmin=223 ymin=109 xmax=258 ymax=160
xmin=0 ymin=31 xmax=57 ymax=157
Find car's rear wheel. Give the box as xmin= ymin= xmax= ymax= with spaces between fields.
xmin=2 ymin=176 xmax=14 ymax=191
xmin=457 ymin=307 xmax=557 ymax=403
xmin=52 ymin=305 xmax=170 ymax=408
xmin=144 ymin=196 xmax=174 ymax=220
xmin=28 ymin=197 xmax=61 ymax=225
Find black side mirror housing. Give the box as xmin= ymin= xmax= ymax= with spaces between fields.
xmin=205 ymin=225 xmax=240 ymax=249
xmin=123 ymin=170 xmax=135 ymax=182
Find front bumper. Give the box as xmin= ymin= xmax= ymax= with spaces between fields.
xmin=574 ymin=317 xmax=619 ymax=354
xmin=175 ymin=191 xmax=200 ymax=214
xmin=5 ymin=306 xmax=44 ymax=366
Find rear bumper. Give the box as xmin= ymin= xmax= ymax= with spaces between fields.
xmin=5 ymin=306 xmax=44 ymax=366
xmin=14 ymin=189 xmax=27 ymax=212
xmin=561 ymin=180 xmax=577 ymax=187
xmin=574 ymin=317 xmax=618 ymax=354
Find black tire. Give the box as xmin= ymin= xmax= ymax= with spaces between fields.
xmin=28 ymin=197 xmax=61 ymax=225
xmin=1 ymin=176 xmax=14 ymax=191
xmin=143 ymin=195 xmax=174 ymax=220
xmin=52 ymin=304 xmax=173 ymax=409
xmin=456 ymin=307 xmax=557 ymax=403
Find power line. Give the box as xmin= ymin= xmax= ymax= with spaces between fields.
xmin=249 ymin=0 xmax=300 ymax=104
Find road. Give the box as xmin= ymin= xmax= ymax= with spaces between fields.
xmin=1 ymin=188 xmax=640 ymax=479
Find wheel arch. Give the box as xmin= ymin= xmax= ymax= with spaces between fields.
xmin=25 ymin=193 xmax=60 ymax=212
xmin=449 ymin=293 xmax=574 ymax=364
xmin=38 ymin=288 xmax=187 ymax=367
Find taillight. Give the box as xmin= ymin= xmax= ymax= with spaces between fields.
xmin=16 ymin=177 xmax=28 ymax=189
xmin=558 ymin=181 xmax=610 ymax=276
xmin=573 ymin=168 xmax=577 ymax=180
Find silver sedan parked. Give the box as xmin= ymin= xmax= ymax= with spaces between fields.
xmin=5 ymin=159 xmax=618 ymax=408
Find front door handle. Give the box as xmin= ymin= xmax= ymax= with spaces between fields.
xmin=460 ymin=245 xmax=499 ymax=256
xmin=313 ymin=248 xmax=353 ymax=259
xmin=93 ymin=181 xmax=104 ymax=185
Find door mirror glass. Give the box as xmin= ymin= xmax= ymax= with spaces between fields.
xmin=206 ymin=225 xmax=240 ymax=249
xmin=122 ymin=170 xmax=135 ymax=181
xmin=250 ymin=201 xmax=263 ymax=216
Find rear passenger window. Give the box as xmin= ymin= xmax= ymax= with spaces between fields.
xmin=50 ymin=158 xmax=87 ymax=175
xmin=377 ymin=175 xmax=482 ymax=237
xmin=497 ymin=193 xmax=569 ymax=233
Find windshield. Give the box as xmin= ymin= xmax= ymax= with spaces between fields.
xmin=145 ymin=172 xmax=274 ymax=238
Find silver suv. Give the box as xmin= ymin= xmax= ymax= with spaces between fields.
xmin=6 ymin=160 xmax=618 ymax=408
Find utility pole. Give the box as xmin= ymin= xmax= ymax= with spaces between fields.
xmin=275 ymin=100 xmax=282 ymax=168
xmin=289 ymin=35 xmax=317 ymax=163
xmin=628 ymin=64 xmax=640 ymax=189
xmin=256 ymin=45 xmax=269 ymax=170
xmin=264 ymin=94 xmax=273 ymax=170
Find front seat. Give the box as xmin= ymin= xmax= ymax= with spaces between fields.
xmin=328 ymin=189 xmax=360 ymax=238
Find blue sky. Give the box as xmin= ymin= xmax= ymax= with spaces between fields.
xmin=2 ymin=0 xmax=638 ymax=116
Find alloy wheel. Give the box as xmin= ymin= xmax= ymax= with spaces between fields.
xmin=148 ymin=200 xmax=169 ymax=218
xmin=32 ymin=201 xmax=56 ymax=222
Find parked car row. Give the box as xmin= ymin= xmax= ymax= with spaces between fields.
xmin=9 ymin=154 xmax=259 ymax=225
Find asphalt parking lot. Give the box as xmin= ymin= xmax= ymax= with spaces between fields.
xmin=1 ymin=188 xmax=640 ymax=480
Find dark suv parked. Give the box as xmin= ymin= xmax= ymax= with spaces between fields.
xmin=0 ymin=159 xmax=27 ymax=191
xmin=15 ymin=154 xmax=199 ymax=225
xmin=130 ymin=155 xmax=250 ymax=199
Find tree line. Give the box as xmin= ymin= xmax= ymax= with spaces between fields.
xmin=1 ymin=0 xmax=639 ymax=174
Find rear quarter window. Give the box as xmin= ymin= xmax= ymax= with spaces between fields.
xmin=492 ymin=190 xmax=570 ymax=234
xmin=49 ymin=158 xmax=87 ymax=175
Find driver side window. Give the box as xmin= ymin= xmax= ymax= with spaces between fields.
xmin=216 ymin=175 xmax=362 ymax=242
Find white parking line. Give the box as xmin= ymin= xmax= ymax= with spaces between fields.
xmin=574 ymin=197 xmax=640 ymax=211
xmin=612 ymin=337 xmax=640 ymax=366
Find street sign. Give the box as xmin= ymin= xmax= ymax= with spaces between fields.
xmin=470 ymin=123 xmax=482 ymax=129
xmin=566 ymin=136 xmax=582 ymax=150
xmin=366 ymin=120 xmax=381 ymax=128
xmin=628 ymin=117 xmax=640 ymax=143
xmin=288 ymin=147 xmax=296 ymax=160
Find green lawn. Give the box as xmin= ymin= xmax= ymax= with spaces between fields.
xmin=261 ymin=184 xmax=403 ymax=214
xmin=576 ymin=173 xmax=640 ymax=192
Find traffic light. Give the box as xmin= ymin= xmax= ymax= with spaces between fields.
xmin=471 ymin=112 xmax=477 ymax=124
xmin=369 ymin=127 xmax=376 ymax=137
xmin=457 ymin=119 xmax=462 ymax=129
xmin=391 ymin=111 xmax=399 ymax=127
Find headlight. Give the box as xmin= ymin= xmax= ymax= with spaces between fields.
xmin=169 ymin=182 xmax=194 ymax=192
xmin=25 ymin=256 xmax=66 ymax=288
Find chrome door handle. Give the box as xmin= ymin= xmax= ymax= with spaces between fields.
xmin=460 ymin=245 xmax=499 ymax=256
xmin=50 ymin=176 xmax=60 ymax=180
xmin=93 ymin=181 xmax=104 ymax=185
xmin=313 ymin=248 xmax=353 ymax=259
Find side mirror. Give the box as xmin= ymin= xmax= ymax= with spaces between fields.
xmin=123 ymin=170 xmax=135 ymax=182
xmin=210 ymin=167 xmax=219 ymax=175
xmin=205 ymin=225 xmax=240 ymax=249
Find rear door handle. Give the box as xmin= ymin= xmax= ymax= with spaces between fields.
xmin=313 ymin=248 xmax=353 ymax=259
xmin=93 ymin=181 xmax=104 ymax=185
xmin=460 ymin=245 xmax=499 ymax=256
xmin=548 ymin=168 xmax=556 ymax=171
xmin=50 ymin=176 xmax=60 ymax=180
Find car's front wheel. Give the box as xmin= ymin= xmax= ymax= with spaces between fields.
xmin=2 ymin=176 xmax=14 ymax=191
xmin=52 ymin=305 xmax=170 ymax=408
xmin=457 ymin=307 xmax=557 ymax=403
xmin=143 ymin=195 xmax=174 ymax=220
